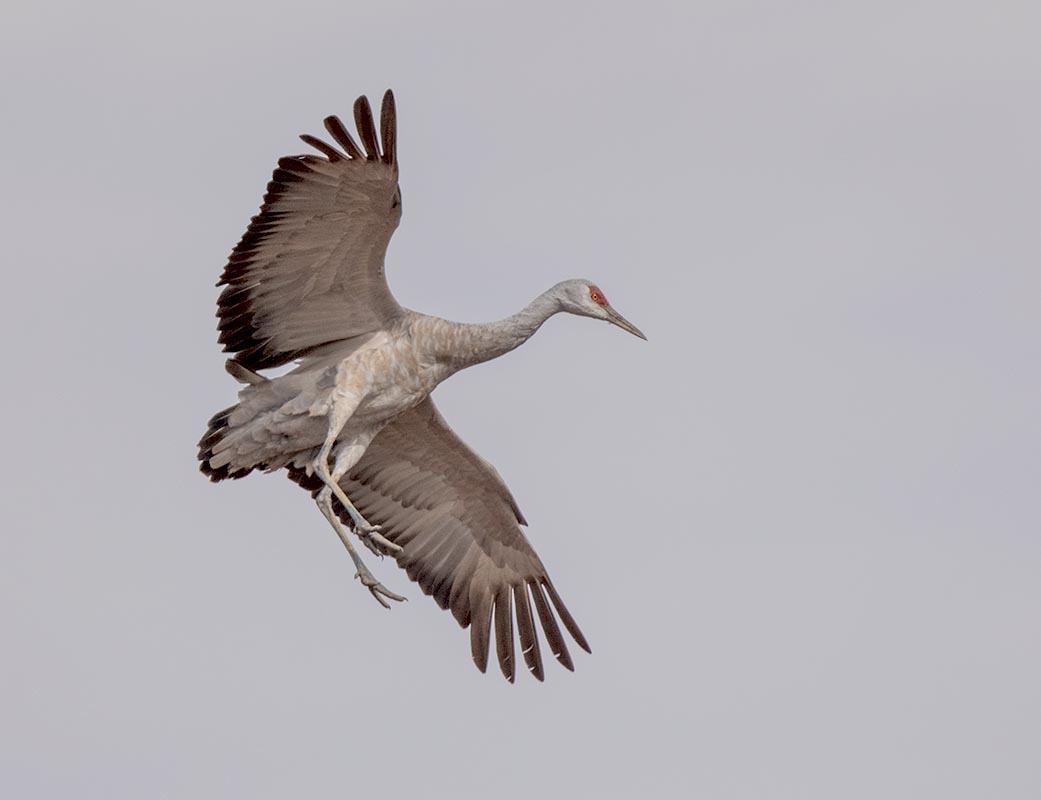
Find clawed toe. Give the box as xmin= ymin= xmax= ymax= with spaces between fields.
xmin=313 ymin=474 xmax=405 ymax=606
xmin=359 ymin=535 xmax=384 ymax=557
xmin=355 ymin=568 xmax=407 ymax=609
xmin=356 ymin=524 xmax=403 ymax=557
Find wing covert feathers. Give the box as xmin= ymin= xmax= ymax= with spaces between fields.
xmin=216 ymin=90 xmax=401 ymax=370
xmin=284 ymin=397 xmax=589 ymax=682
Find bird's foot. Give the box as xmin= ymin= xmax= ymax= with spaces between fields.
xmin=355 ymin=521 xmax=403 ymax=557
xmin=354 ymin=564 xmax=407 ymax=609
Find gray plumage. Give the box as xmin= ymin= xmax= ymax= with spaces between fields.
xmin=198 ymin=90 xmax=645 ymax=682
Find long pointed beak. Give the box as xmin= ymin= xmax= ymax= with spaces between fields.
xmin=605 ymin=306 xmax=647 ymax=340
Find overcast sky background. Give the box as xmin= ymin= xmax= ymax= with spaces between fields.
xmin=2 ymin=1 xmax=1039 ymax=797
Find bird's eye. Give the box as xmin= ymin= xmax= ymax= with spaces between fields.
xmin=589 ymin=287 xmax=608 ymax=307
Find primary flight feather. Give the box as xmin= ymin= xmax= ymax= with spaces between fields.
xmin=198 ymin=90 xmax=645 ymax=682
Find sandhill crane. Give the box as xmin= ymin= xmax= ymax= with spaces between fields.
xmin=198 ymin=90 xmax=645 ymax=682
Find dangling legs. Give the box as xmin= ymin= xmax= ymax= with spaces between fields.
xmin=313 ymin=403 xmax=404 ymax=608
xmin=324 ymin=437 xmax=403 ymax=558
xmin=315 ymin=484 xmax=405 ymax=609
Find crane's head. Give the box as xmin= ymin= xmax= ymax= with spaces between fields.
xmin=555 ymin=280 xmax=647 ymax=340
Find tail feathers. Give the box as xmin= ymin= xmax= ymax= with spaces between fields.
xmin=198 ymin=405 xmax=254 ymax=482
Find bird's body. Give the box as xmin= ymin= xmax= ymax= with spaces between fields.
xmin=199 ymin=90 xmax=644 ymax=681
xmin=204 ymin=293 xmax=567 ymax=479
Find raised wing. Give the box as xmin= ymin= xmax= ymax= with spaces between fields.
xmin=216 ymin=91 xmax=404 ymax=370
xmin=287 ymin=398 xmax=591 ymax=682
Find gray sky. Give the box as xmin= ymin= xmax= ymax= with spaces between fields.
xmin=2 ymin=1 xmax=1039 ymax=797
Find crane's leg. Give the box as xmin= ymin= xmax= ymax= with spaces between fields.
xmin=315 ymin=490 xmax=405 ymax=609
xmin=325 ymin=438 xmax=403 ymax=558
xmin=313 ymin=406 xmax=404 ymax=608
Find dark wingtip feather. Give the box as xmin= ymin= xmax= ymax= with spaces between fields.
xmin=542 ymin=579 xmax=592 ymax=654
xmin=299 ymin=133 xmax=342 ymax=161
xmin=353 ymin=95 xmax=380 ymax=161
xmin=529 ymin=579 xmax=574 ymax=671
xmin=470 ymin=593 xmax=492 ymax=673
xmin=380 ymin=89 xmax=396 ymax=166
xmin=322 ymin=115 xmax=363 ymax=159
xmin=514 ymin=583 xmax=545 ymax=681
xmin=494 ymin=586 xmax=516 ymax=683
xmin=277 ymin=156 xmax=312 ymax=174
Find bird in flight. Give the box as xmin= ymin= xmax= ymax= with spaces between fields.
xmin=198 ymin=90 xmax=645 ymax=681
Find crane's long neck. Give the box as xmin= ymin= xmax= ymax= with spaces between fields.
xmin=434 ymin=289 xmax=562 ymax=370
